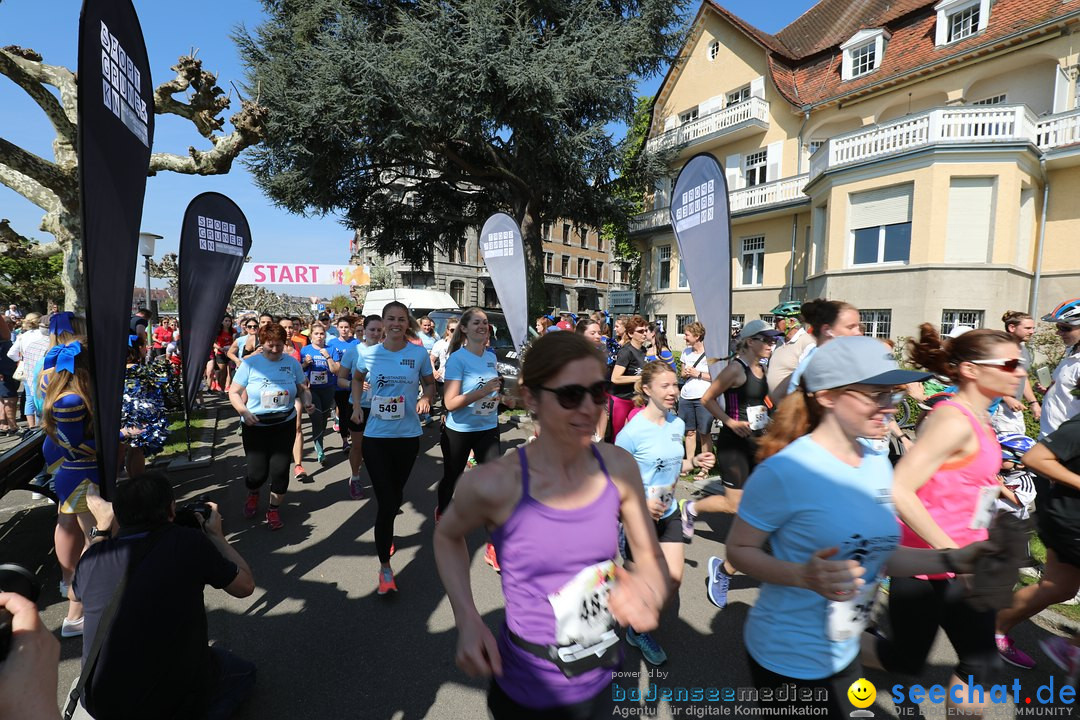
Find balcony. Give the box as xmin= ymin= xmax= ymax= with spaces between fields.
xmin=646 ymin=96 xmax=769 ymax=155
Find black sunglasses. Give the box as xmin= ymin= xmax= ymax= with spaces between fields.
xmin=536 ymin=381 xmax=608 ymax=409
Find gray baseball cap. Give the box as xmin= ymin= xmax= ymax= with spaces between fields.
xmin=802 ymin=336 xmax=931 ymax=392
xmin=738 ymin=319 xmax=783 ymax=341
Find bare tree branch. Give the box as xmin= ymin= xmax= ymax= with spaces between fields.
xmin=148 ymin=99 xmax=268 ymax=175
xmin=0 ymin=136 xmax=76 ymax=198
xmin=0 ymin=218 xmax=61 ymax=258
xmin=0 ymin=161 xmax=62 ymax=213
xmin=153 ymin=54 xmax=231 ymax=140
xmin=0 ymin=47 xmax=76 ymax=146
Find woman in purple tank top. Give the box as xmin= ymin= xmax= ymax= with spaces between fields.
xmin=434 ymin=332 xmax=671 ymax=720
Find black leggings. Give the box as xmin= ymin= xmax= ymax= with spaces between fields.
xmin=877 ymin=576 xmax=997 ymax=684
xmin=748 ymin=654 xmax=859 ymax=715
xmin=334 ymin=391 xmax=351 ymax=440
xmin=714 ymin=427 xmax=758 ymax=490
xmin=437 ymin=425 xmax=501 ymax=514
xmin=488 ymin=679 xmax=613 ymax=720
xmin=363 ymin=435 xmax=420 ymax=563
xmin=309 ymin=386 xmax=335 ymax=444
xmin=241 ymin=419 xmax=296 ymax=495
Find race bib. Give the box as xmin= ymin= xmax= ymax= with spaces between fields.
xmin=548 ymin=561 xmax=617 ymax=649
xmin=261 ymin=389 xmax=290 ymax=409
xmin=310 ymin=370 xmax=328 ymax=385
xmin=372 ymin=395 xmax=406 ymax=421
xmin=746 ymin=405 xmax=769 ymax=431
xmin=646 ymin=483 xmax=676 ymax=513
xmin=473 ymin=397 xmax=498 ymax=416
xmin=827 ymin=580 xmax=879 ymax=642
xmin=970 ymin=485 xmax=1001 ymax=530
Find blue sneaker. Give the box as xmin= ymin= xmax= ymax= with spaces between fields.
xmin=707 ymin=556 xmax=731 ymax=609
xmin=626 ymin=627 xmax=667 ymax=666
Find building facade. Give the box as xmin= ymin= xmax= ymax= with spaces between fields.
xmin=633 ymin=0 xmax=1080 ymax=350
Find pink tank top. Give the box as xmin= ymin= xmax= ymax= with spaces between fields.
xmin=900 ymin=400 xmax=1001 ymax=573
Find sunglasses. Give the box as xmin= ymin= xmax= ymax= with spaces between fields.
xmin=1058 ymin=324 xmax=1078 ymax=332
xmin=750 ymin=335 xmax=778 ymax=345
xmin=844 ymin=388 xmax=907 ymax=409
xmin=244 ymin=324 xmax=257 ymax=329
xmin=536 ymin=381 xmax=609 ymax=409
xmin=970 ymin=358 xmax=1027 ymax=372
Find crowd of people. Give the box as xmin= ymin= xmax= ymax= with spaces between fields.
xmin=2 ymin=294 xmax=1080 ymax=719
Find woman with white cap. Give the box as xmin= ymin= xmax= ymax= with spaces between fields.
xmin=726 ymin=336 xmax=987 ymax=716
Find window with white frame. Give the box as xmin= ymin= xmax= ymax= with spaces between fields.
xmin=727 ymin=86 xmax=750 ymax=106
xmin=657 ymin=246 xmax=671 ymax=290
xmin=708 ymin=40 xmax=720 ymax=61
xmin=740 ymin=236 xmax=765 ymax=287
xmin=596 ymin=261 xmax=604 ymax=282
xmin=808 ymin=140 xmax=824 ymax=156
xmin=849 ymin=184 xmax=912 ymax=265
xmin=757 ymin=314 xmax=771 ymax=326
xmin=744 ymin=150 xmax=767 ymax=187
xmin=676 ymin=315 xmax=696 ymax=333
xmin=677 ymin=256 xmax=688 ymax=288
xmin=841 ymin=29 xmax=888 ymax=82
xmin=561 ymin=255 xmax=570 ymax=277
xmin=859 ymin=309 xmax=892 ymax=339
xmin=941 ymin=310 xmax=984 ymax=335
xmin=935 ymin=0 xmax=989 ymax=46
xmin=972 ymin=94 xmax=1006 ymax=105
xmin=679 ymin=107 xmax=699 ymax=125
xmin=562 ymin=223 xmax=571 ymax=244
xmin=544 ymin=252 xmax=554 ymax=274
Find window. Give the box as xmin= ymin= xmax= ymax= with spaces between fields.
xmin=860 ymin=310 xmax=892 ymax=339
xmin=679 ymin=107 xmax=699 ymax=125
xmin=740 ymin=236 xmax=765 ymax=287
xmin=808 ymin=140 xmax=824 ymax=156
xmin=676 ymin=315 xmax=696 ymax=333
xmin=727 ymin=86 xmax=750 ymax=106
xmin=562 ymin=223 xmax=571 ymax=245
xmin=948 ymin=4 xmax=978 ymax=42
xmin=972 ymin=94 xmax=1006 ymax=106
xmin=850 ymin=42 xmax=876 ymax=78
xmin=935 ymin=0 xmax=989 ymax=46
xmin=945 ymin=177 xmax=995 ymax=263
xmin=597 ymin=234 xmax=604 ymax=252
xmin=653 ymin=315 xmax=668 ymax=334
xmin=755 ymin=314 xmax=769 ymax=326
xmin=941 ymin=310 xmax=984 ymax=335
xmin=841 ymin=29 xmax=887 ymax=81
xmin=657 ymin=246 xmax=671 ymax=290
xmin=849 ymin=184 xmax=912 ymax=265
xmin=449 ymin=280 xmax=465 ymax=306
xmin=484 ymin=283 xmax=500 ymax=309
xmin=744 ymin=150 xmax=767 ymax=187
xmin=544 ymin=252 xmax=554 ymax=274
xmin=561 ymin=255 xmax=570 ymax=277
xmin=596 ymin=261 xmax=604 ymax=282
xmin=579 ymin=227 xmax=588 ymax=248
xmin=678 ymin=256 xmax=688 ymax=288
xmin=708 ymin=40 xmax=720 ymax=61
xmin=577 ymin=258 xmax=589 ymax=278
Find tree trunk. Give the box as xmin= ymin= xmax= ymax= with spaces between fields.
xmin=58 ymin=213 xmax=85 ymax=311
xmin=516 ymin=197 xmax=547 ymax=320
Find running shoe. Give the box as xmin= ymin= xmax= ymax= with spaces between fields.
xmin=266 ymin=508 xmax=284 ymax=531
xmin=484 ymin=543 xmax=501 ymax=573
xmin=390 ymin=543 xmax=396 ymax=557
xmin=61 ymin=617 xmax=84 ymax=638
xmin=349 ymin=475 xmax=365 ymax=500
xmin=333 ymin=421 xmax=340 ymax=433
xmin=243 ymin=492 xmax=259 ymax=519
xmin=1040 ymin=636 xmax=1080 ymax=680
xmin=996 ymin=635 xmax=1035 ymax=669
xmin=377 ymin=567 xmax=398 ymax=595
xmin=707 ymin=556 xmax=730 ymax=610
xmin=294 ymin=464 xmax=307 ymax=480
xmin=679 ymin=499 xmax=696 ymax=541
xmin=626 ymin=627 xmax=667 ymax=666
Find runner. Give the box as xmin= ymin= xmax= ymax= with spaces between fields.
xmin=279 ymin=317 xmax=308 ymax=480
xmin=678 ymin=321 xmax=713 ymax=464
xmin=725 ymin=336 xmax=990 ymax=715
xmin=687 ymin=319 xmax=782 ymax=609
xmin=615 ymin=360 xmax=715 ymax=666
xmin=608 ymin=315 xmax=648 ymax=438
xmin=874 ymin=325 xmax=1025 ymax=715
xmin=211 ymin=316 xmax=236 ymax=392
xmin=300 ymin=323 xmax=339 ymax=465
xmin=336 ymin=315 xmax=382 ymax=499
xmin=328 ymin=315 xmax=360 ymax=449
xmin=433 ymin=331 xmax=670 ymax=719
xmin=576 ymin=318 xmax=609 ymax=442
xmin=437 ymin=308 xmax=503 ymax=521
xmin=226 ymin=317 xmax=259 ymax=367
xmin=765 ymin=301 xmax=812 ymax=403
xmin=350 ymin=301 xmax=435 ymax=594
xmin=784 ymin=299 xmax=863 ymax=395
xmin=1039 ymin=298 xmax=1080 ymax=439
xmin=228 ymin=323 xmax=313 ymax=531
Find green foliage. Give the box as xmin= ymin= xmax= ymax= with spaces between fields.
xmin=1030 ymin=321 xmax=1066 ymax=369
xmin=328 ymin=295 xmax=353 ymax=314
xmin=0 ymin=252 xmax=62 ymax=310
xmin=367 ymin=257 xmax=396 ymax=291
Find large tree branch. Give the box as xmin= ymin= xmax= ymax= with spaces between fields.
xmin=153 ymin=54 xmax=231 ymax=139
xmin=0 ymin=159 xmax=63 ymax=213
xmin=148 ymin=99 xmax=267 ymax=175
xmin=0 ymin=218 xmax=61 ymax=258
xmin=0 ymin=47 xmax=77 ymax=146
xmin=0 ymin=136 xmax=76 ymax=199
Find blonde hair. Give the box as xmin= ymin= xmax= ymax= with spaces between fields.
xmin=633 ymin=360 xmax=678 ymax=407
xmin=41 ymin=345 xmax=94 ymax=439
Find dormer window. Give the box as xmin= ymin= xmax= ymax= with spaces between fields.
xmin=708 ymin=40 xmax=720 ymax=61
xmin=935 ymin=0 xmax=990 ymax=46
xmin=840 ymin=29 xmax=888 ymax=82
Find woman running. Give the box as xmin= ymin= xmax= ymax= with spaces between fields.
xmin=434 ymin=331 xmax=670 ymax=719
xmin=576 ymin=318 xmax=609 ymax=442
xmin=337 ymin=315 xmax=382 ymax=499
xmin=688 ymin=319 xmax=781 ymax=609
xmin=874 ymin=325 xmax=1025 ymax=715
xmin=350 ymin=301 xmax=435 ymax=594
xmin=211 ymin=315 xmax=237 ymax=393
xmin=229 ymin=323 xmax=312 ymax=531
xmin=437 ymin=308 xmax=503 ymax=521
xmin=226 ymin=317 xmax=259 ymax=368
xmin=608 ymin=315 xmax=648 ymax=438
xmin=328 ymin=316 xmax=360 ymax=450
xmin=300 ymin=323 xmax=339 ymax=465
xmin=726 ymin=336 xmax=989 ymax=715
xmin=615 ymin=361 xmax=714 ymax=666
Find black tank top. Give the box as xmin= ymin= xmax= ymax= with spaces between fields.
xmin=723 ymin=357 xmax=769 ymax=423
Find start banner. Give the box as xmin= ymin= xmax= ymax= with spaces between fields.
xmin=237 ymin=263 xmax=370 ymax=286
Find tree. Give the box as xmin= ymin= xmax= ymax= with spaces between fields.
xmin=146 ymin=251 xmax=305 ymax=318
xmin=0 ymin=46 xmax=267 ymax=310
xmin=327 ymin=294 xmax=352 ymax=314
xmin=0 ymin=249 xmax=62 ymax=311
xmin=348 ymin=256 xmax=397 ymax=307
xmin=237 ymin=0 xmax=686 ymax=316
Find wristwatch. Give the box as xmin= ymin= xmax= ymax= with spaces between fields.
xmin=89 ymin=526 xmax=112 ymax=540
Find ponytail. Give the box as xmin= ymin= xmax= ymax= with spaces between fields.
xmin=756 ymin=389 xmax=824 ymax=462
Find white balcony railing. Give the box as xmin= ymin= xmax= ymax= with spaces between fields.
xmin=1036 ymin=107 xmax=1080 ymax=148
xmin=646 ymin=96 xmax=769 ymax=154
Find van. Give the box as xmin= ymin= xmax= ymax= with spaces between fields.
xmin=361 ymin=289 xmax=458 ymax=318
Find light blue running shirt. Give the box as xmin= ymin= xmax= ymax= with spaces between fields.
xmin=614 ymin=411 xmax=685 ymax=519
xmin=300 ymin=345 xmax=336 ymax=388
xmin=444 ymin=347 xmax=500 ymax=433
xmin=353 ymin=342 xmax=433 ymax=438
xmin=232 ymin=354 xmax=305 ymax=422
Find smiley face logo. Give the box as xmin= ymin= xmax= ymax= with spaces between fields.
xmin=847 ymin=678 xmax=876 ymax=709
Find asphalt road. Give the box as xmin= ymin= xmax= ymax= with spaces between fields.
xmin=0 ymin=407 xmax=1076 ymax=719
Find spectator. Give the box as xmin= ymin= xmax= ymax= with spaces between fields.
xmin=7 ymin=313 xmax=50 ymax=431
xmin=4 ymin=304 xmax=21 ymax=321
xmin=1040 ymin=298 xmax=1080 ymax=439
xmin=0 ymin=315 xmax=19 ymax=435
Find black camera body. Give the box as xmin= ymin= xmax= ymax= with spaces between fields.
xmin=174 ymin=494 xmax=213 ymax=529
xmin=0 ymin=564 xmax=41 ymax=662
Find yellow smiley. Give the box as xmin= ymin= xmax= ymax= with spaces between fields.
xmin=848 ymin=678 xmax=876 ymax=709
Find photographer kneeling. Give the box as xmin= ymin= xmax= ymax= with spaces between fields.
xmin=71 ymin=472 xmax=255 ymax=720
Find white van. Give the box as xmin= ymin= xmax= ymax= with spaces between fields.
xmin=360 ymin=289 xmax=459 ymax=318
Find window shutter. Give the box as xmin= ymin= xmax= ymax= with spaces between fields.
xmin=765 ymin=141 xmax=783 ymax=184
xmin=849 ymin=184 xmax=912 ymax=229
xmin=699 ymin=94 xmax=725 ymax=116
xmin=663 ymin=115 xmax=678 ymax=131
xmin=725 ymin=154 xmax=743 ymax=190
xmin=750 ymin=76 xmax=765 ymax=99
xmin=945 ymin=177 xmax=995 ymax=263
xmin=1054 ymin=65 xmax=1071 ymax=114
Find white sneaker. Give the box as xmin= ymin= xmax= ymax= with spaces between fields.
xmin=1062 ymin=588 xmax=1080 ymax=606
xmin=61 ymin=617 xmax=84 ymax=638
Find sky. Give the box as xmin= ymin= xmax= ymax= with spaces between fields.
xmin=0 ymin=0 xmax=812 ymax=297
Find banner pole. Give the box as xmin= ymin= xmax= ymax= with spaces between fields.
xmin=185 ymin=414 xmax=193 ymax=461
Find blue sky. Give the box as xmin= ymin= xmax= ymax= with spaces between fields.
xmin=0 ymin=0 xmax=811 ymax=296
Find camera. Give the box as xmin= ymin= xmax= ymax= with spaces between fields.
xmin=174 ymin=494 xmax=213 ymax=529
xmin=0 ymin=563 xmax=41 ymax=662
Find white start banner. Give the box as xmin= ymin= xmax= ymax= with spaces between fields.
xmin=236 ymin=263 xmax=371 ymax=286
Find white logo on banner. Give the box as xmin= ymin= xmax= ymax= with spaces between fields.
xmin=673 ymin=179 xmax=717 ymax=233
xmin=482 ymin=230 xmax=516 ymax=259
xmin=196 ymin=215 xmax=244 ymax=257
xmin=99 ymin=21 xmax=149 ymax=147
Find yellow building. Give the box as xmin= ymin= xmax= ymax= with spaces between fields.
xmin=633 ymin=0 xmax=1080 ymax=349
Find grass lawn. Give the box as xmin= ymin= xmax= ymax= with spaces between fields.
xmin=155 ymin=411 xmax=214 ymax=460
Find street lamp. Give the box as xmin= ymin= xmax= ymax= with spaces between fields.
xmin=138 ymin=232 xmax=162 ymax=319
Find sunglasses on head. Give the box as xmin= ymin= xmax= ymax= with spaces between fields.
xmin=969 ymin=358 xmax=1026 ymax=372
xmin=536 ymin=381 xmax=608 ymax=409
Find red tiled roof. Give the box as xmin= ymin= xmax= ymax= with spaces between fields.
xmin=703 ymin=0 xmax=1080 ymax=108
